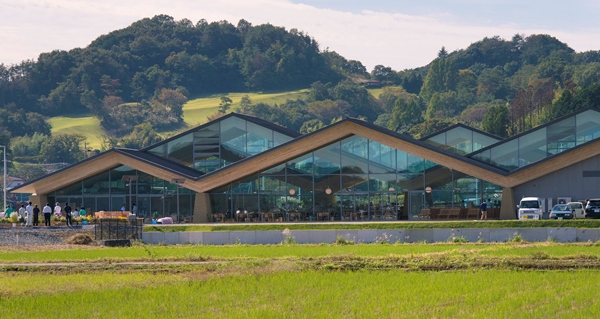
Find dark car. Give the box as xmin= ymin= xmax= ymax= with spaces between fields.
xmin=549 ymin=204 xmax=574 ymax=219
xmin=585 ymin=199 xmax=600 ymax=219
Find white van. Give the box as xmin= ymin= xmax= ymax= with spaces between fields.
xmin=517 ymin=197 xmax=544 ymax=220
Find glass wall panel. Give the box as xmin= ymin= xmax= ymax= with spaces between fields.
xmin=396 ymin=150 xmax=408 ymax=173
xmin=518 ymin=128 xmax=547 ymax=166
xmin=473 ymin=132 xmax=500 ymax=152
xmin=341 ymin=136 xmax=369 ymax=174
xmin=471 ymin=149 xmax=491 ymax=165
xmin=166 ymin=134 xmax=193 ymax=166
xmin=397 ymin=173 xmax=423 ymax=191
xmin=407 ymin=153 xmax=424 ymax=173
xmin=341 ymin=174 xmax=368 ymax=193
xmin=369 ymin=141 xmax=396 ymax=173
xmin=209 ymin=194 xmax=229 ymax=221
xmin=193 ymin=122 xmax=221 ymax=173
xmin=83 ymin=170 xmax=111 ymax=195
xmin=369 ymin=174 xmax=397 ymax=192
xmin=56 ymin=181 xmax=82 ymax=196
xmin=220 ymin=116 xmax=247 ymax=162
xmin=110 ymin=166 xmax=136 ymax=195
xmin=576 ymin=110 xmax=600 ymax=144
xmin=259 ymin=175 xmax=287 ymax=195
xmin=246 ymin=122 xmax=273 ymax=155
xmin=489 ymin=139 xmax=518 ymax=171
xmin=547 ymin=118 xmax=574 ymax=155
xmin=287 ymin=153 xmax=314 ymax=175
xmin=83 ymin=198 xmax=96 ymax=214
xmin=147 ymin=144 xmax=166 ymax=159
xmin=424 ymin=134 xmax=446 ymax=149
xmin=274 ymin=132 xmax=293 ymax=146
xmin=445 ymin=126 xmax=472 ymax=155
xmin=314 ymin=142 xmax=341 ymax=176
xmin=96 ymin=197 xmax=110 ymax=211
xmin=261 ymin=162 xmax=286 ymax=176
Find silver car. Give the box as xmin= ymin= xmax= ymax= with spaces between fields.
xmin=549 ymin=204 xmax=574 ymax=219
xmin=568 ymin=202 xmax=585 ymax=219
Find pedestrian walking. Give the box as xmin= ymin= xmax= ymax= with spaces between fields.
xmin=25 ymin=202 xmax=33 ymax=227
xmin=43 ymin=203 xmax=52 ymax=226
xmin=33 ymin=204 xmax=40 ymax=226
xmin=64 ymin=202 xmax=73 ymax=227
xmin=480 ymin=199 xmax=488 ymax=220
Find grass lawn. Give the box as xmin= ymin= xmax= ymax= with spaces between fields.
xmin=2 ymin=242 xmax=600 ymax=318
xmin=48 ymin=116 xmax=105 ymax=150
xmin=182 ymin=90 xmax=309 ymax=127
xmin=49 ymin=90 xmax=309 ymax=146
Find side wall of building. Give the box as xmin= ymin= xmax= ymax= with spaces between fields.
xmin=513 ymin=154 xmax=600 ymax=210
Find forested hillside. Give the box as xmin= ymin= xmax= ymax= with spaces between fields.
xmin=1 ymin=15 xmax=600 ymax=176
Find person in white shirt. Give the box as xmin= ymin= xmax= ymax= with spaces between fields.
xmin=54 ymin=203 xmax=62 ymax=218
xmin=25 ymin=202 xmax=33 ymax=226
xmin=18 ymin=204 xmax=26 ymax=226
xmin=43 ymin=203 xmax=52 ymax=226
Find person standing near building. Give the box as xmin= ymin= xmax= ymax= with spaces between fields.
xmin=18 ymin=204 xmax=26 ymax=226
xmin=79 ymin=207 xmax=86 ymax=217
xmin=480 ymin=199 xmax=488 ymax=220
xmin=43 ymin=203 xmax=52 ymax=226
xmin=25 ymin=202 xmax=33 ymax=227
xmin=32 ymin=204 xmax=40 ymax=227
xmin=54 ymin=202 xmax=62 ymax=218
xmin=64 ymin=202 xmax=73 ymax=228
xmin=5 ymin=205 xmax=13 ymax=219
xmin=121 ymin=204 xmax=126 ymax=213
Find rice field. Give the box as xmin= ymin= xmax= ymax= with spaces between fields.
xmin=2 ymin=242 xmax=600 ymax=318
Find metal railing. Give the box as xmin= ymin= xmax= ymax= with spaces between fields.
xmin=94 ymin=218 xmax=143 ymax=241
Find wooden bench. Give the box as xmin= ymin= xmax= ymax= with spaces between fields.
xmin=448 ymin=208 xmax=461 ymax=219
xmin=417 ymin=209 xmax=430 ymax=220
xmin=437 ymin=209 xmax=450 ymax=219
xmin=466 ymin=208 xmax=480 ymax=219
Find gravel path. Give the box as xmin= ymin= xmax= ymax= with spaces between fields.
xmin=0 ymin=226 xmax=95 ymax=246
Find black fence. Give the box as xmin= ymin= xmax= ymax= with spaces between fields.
xmin=94 ymin=218 xmax=143 ymax=241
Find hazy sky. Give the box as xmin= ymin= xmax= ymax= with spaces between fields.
xmin=1 ymin=0 xmax=599 ymax=71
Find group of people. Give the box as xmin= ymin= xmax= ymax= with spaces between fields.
xmin=6 ymin=202 xmax=87 ymax=227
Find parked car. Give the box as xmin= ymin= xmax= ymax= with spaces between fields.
xmin=585 ymin=199 xmax=600 ymax=219
xmin=517 ymin=197 xmax=544 ymax=220
xmin=568 ymin=201 xmax=586 ymax=219
xmin=549 ymin=204 xmax=574 ymax=219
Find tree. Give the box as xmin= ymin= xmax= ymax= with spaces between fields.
xmin=39 ymin=135 xmax=86 ymax=164
xmin=120 ymin=123 xmax=163 ymax=149
xmin=482 ymin=104 xmax=509 ymax=137
xmin=239 ymin=94 xmax=252 ymax=112
xmin=420 ymin=58 xmax=458 ymax=103
xmin=437 ymin=46 xmax=449 ymax=59
xmin=300 ymin=119 xmax=324 ymax=134
xmin=219 ymin=96 xmax=232 ymax=113
xmin=389 ymin=97 xmax=423 ymax=133
xmin=408 ymin=118 xmax=455 ymax=139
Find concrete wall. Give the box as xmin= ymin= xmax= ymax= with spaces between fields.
xmin=142 ymin=228 xmax=600 ymax=245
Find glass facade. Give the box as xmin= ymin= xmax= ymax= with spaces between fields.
xmin=207 ymin=135 xmax=502 ymax=221
xmin=471 ymin=109 xmax=600 ymax=171
xmin=48 ymin=166 xmax=195 ymax=221
xmin=424 ymin=125 xmax=501 ymax=155
xmin=147 ymin=115 xmax=295 ymax=173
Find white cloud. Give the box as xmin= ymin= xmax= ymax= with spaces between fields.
xmin=0 ymin=0 xmax=597 ymax=70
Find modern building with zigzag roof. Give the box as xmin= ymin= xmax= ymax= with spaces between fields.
xmin=11 ymin=108 xmax=600 ymax=222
